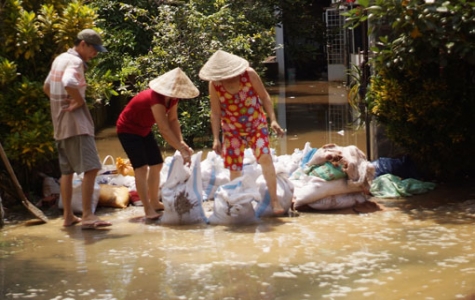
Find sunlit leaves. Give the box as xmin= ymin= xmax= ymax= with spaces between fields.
xmin=0 ymin=58 xmax=18 ymax=85
xmin=91 ymin=0 xmax=277 ymax=147
xmin=345 ymin=0 xmax=475 ymax=179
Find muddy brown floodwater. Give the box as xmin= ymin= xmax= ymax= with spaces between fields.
xmin=2 ymin=81 xmax=475 ymax=300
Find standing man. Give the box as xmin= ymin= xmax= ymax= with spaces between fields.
xmin=43 ymin=29 xmax=112 ymax=229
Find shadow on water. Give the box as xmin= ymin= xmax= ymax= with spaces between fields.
xmin=2 ymin=80 xmax=475 ymax=300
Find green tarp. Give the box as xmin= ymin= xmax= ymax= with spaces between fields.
xmin=370 ymin=174 xmax=436 ymax=198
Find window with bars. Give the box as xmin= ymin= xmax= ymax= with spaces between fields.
xmin=325 ymin=8 xmax=347 ymax=65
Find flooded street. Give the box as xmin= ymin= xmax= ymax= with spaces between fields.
xmin=2 ymin=81 xmax=475 ymax=300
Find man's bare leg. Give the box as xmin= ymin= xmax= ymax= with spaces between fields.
xmin=60 ymin=173 xmax=81 ymax=226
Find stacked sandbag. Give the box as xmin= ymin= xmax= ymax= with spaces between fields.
xmin=289 ymin=143 xmax=374 ymax=211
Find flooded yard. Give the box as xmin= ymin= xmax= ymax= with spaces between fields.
xmin=1 ymin=81 xmax=475 ymax=299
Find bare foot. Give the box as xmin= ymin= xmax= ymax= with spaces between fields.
xmin=81 ymin=219 xmax=112 ymax=230
xmin=63 ymin=216 xmax=81 ymax=227
xmin=272 ymin=202 xmax=285 ymax=216
xmin=152 ymin=201 xmax=165 ymax=212
xmin=145 ymin=212 xmax=161 ymax=220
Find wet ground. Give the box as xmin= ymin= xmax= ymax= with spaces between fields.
xmin=2 ymin=182 xmax=475 ymax=300
xmin=2 ymin=81 xmax=475 ymax=299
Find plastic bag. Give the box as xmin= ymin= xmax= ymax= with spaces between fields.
xmin=58 ymin=173 xmax=100 ymax=213
xmin=116 ymin=157 xmax=135 ymax=176
xmin=291 ymin=174 xmax=363 ymax=209
xmin=303 ymin=161 xmax=347 ymax=181
xmin=253 ymin=171 xmax=294 ymax=218
xmin=159 ymin=156 xmax=174 ymax=187
xmin=108 ymin=174 xmax=136 ymax=190
xmin=160 ymin=151 xmax=207 ymax=225
xmin=370 ymin=174 xmax=436 ymax=198
xmin=304 ymin=144 xmax=375 ymax=191
xmin=299 ymin=142 xmax=318 ymax=169
xmin=208 ymin=174 xmax=261 ymax=225
xmin=371 ymin=156 xmax=420 ymax=179
xmin=99 ymin=155 xmax=117 ymax=175
xmin=97 ymin=155 xmax=118 ymax=184
xmin=201 ymin=151 xmax=230 ymax=201
xmin=42 ymin=176 xmax=60 ymax=198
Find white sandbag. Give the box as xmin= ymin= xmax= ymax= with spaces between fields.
xmin=58 ymin=173 xmax=100 ymax=213
xmin=253 ymin=171 xmax=294 ymax=218
xmin=291 ymin=174 xmax=363 ymax=209
xmin=274 ymin=151 xmax=301 ymax=177
xmin=305 ymin=144 xmax=375 ymax=191
xmin=299 ymin=142 xmax=318 ymax=169
xmin=160 ymin=156 xmax=174 ymax=187
xmin=108 ymin=174 xmax=136 ymax=190
xmin=243 ymin=148 xmax=257 ymax=165
xmin=306 ymin=146 xmax=332 ymax=167
xmin=42 ymin=176 xmax=60 ymax=198
xmin=307 ymin=192 xmax=367 ymax=210
xmin=160 ymin=151 xmax=207 ymax=225
xmin=201 ymin=151 xmax=230 ymax=201
xmin=208 ymin=174 xmax=261 ymax=225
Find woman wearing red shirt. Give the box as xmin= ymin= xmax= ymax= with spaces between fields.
xmin=116 ymin=68 xmax=199 ymax=221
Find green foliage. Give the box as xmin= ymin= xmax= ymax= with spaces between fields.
xmin=345 ymin=0 xmax=475 ymax=180
xmin=92 ymin=0 xmax=277 ymax=148
xmin=346 ymin=63 xmax=367 ymax=129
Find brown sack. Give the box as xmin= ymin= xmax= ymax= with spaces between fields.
xmin=98 ymin=184 xmax=130 ymax=208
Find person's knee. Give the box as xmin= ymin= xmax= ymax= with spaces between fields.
xmin=150 ymin=163 xmax=163 ymax=172
xmin=134 ymin=165 xmax=148 ymax=174
xmin=84 ymin=168 xmax=99 ymax=177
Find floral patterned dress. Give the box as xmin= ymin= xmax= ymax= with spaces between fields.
xmin=213 ymin=71 xmax=271 ymax=171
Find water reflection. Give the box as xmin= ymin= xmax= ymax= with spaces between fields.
xmin=2 ymin=207 xmax=475 ymax=299
xmin=94 ymin=80 xmax=365 ymax=161
xmin=267 ymin=80 xmax=365 ymax=156
xmin=2 ymin=81 xmax=475 ymax=299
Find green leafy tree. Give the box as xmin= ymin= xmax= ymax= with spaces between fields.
xmin=92 ymin=0 xmax=278 ymax=148
xmin=345 ymin=0 xmax=475 ymax=180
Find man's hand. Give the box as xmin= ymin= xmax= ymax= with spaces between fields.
xmin=62 ymin=98 xmax=82 ymax=112
xmin=63 ymin=87 xmax=85 ymax=112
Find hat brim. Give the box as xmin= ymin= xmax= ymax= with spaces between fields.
xmin=199 ymin=50 xmax=249 ymax=81
xmin=92 ymin=44 xmax=108 ymax=53
xmin=149 ymin=68 xmax=199 ymax=99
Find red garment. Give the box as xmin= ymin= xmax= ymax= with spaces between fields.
xmin=212 ymin=71 xmax=268 ymax=136
xmin=116 ymin=89 xmax=178 ymax=136
xmin=212 ymin=71 xmax=270 ymax=171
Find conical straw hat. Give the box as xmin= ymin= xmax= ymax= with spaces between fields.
xmin=199 ymin=50 xmax=249 ymax=81
xmin=149 ymin=68 xmax=199 ymax=99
